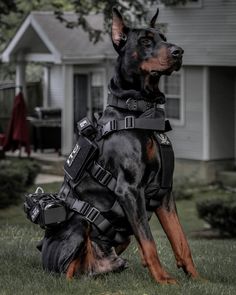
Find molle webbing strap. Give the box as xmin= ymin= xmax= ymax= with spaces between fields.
xmin=101 ymin=116 xmax=171 ymax=138
xmin=59 ymin=182 xmax=126 ymax=243
xmin=88 ymin=161 xmax=117 ymax=192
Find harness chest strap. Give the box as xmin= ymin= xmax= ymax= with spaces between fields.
xmin=101 ymin=116 xmax=172 ymax=138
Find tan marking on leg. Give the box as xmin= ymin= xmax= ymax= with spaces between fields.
xmin=138 ymin=244 xmax=147 ymax=267
xmin=82 ymin=236 xmax=96 ymax=272
xmin=66 ymin=259 xmax=80 ymax=280
xmin=155 ymin=207 xmax=199 ymax=278
xmin=139 ymin=239 xmax=178 ymax=284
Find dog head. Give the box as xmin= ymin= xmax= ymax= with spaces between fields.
xmin=111 ymin=8 xmax=184 ymax=100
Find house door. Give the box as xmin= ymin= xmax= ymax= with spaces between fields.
xmin=74 ymin=71 xmax=106 ymax=131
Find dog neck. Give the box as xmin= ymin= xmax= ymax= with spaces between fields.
xmin=108 ymin=72 xmax=166 ymax=105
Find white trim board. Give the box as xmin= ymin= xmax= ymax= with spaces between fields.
xmin=1 ymin=14 xmax=61 ymax=64
xmin=202 ymin=66 xmax=210 ymax=160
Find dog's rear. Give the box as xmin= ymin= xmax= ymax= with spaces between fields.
xmin=40 ymin=8 xmax=199 ymax=284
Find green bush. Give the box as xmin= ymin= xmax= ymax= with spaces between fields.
xmin=173 ymin=177 xmax=197 ymax=200
xmin=196 ymin=194 xmax=236 ymax=237
xmin=0 ymin=159 xmax=40 ymax=208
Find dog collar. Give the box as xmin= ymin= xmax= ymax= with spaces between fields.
xmin=108 ymin=94 xmax=162 ymax=113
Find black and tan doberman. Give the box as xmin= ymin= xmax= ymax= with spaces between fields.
xmin=40 ymin=8 xmax=199 ymax=284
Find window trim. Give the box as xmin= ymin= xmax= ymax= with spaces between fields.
xmin=160 ymin=69 xmax=185 ymax=126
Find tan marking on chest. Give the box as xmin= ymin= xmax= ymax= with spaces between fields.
xmin=146 ymin=138 xmax=158 ymax=161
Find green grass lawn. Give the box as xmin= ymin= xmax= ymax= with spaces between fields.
xmin=0 ymin=182 xmax=236 ymax=295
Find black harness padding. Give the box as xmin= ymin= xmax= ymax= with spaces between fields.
xmin=88 ymin=161 xmax=117 ymax=191
xmin=101 ymin=116 xmax=171 ymax=138
xmin=154 ymin=132 xmax=174 ymax=189
xmin=145 ymin=132 xmax=174 ymax=209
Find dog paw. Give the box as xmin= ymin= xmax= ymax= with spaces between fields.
xmin=114 ymin=257 xmax=129 ymax=272
xmin=158 ymin=277 xmax=179 ymax=285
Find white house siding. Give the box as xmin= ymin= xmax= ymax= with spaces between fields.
xmin=158 ymin=0 xmax=236 ymax=66
xmin=169 ymin=66 xmax=204 ymax=160
xmin=209 ymin=67 xmax=235 ymax=159
xmin=49 ymin=65 xmax=64 ymax=108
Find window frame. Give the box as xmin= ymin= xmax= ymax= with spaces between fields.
xmin=159 ymin=69 xmax=185 ymax=126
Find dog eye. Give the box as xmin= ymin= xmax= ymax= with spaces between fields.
xmin=140 ymin=38 xmax=153 ymax=47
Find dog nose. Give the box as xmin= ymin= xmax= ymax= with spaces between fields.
xmin=170 ymin=46 xmax=184 ymax=58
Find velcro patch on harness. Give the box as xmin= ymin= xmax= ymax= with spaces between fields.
xmin=154 ymin=132 xmax=174 ymax=188
xmin=155 ymin=133 xmax=171 ymax=146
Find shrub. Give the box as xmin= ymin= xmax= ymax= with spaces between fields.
xmin=0 ymin=159 xmax=40 ymax=208
xmin=173 ymin=177 xmax=197 ymax=200
xmin=196 ymin=195 xmax=236 ymax=237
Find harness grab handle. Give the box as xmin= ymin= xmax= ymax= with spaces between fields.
xmin=35 ymin=187 xmax=44 ymax=194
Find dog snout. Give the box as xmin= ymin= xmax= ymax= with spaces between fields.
xmin=170 ymin=46 xmax=184 ymax=59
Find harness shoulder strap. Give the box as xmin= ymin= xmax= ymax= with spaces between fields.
xmin=154 ymin=132 xmax=174 ymax=189
xmin=145 ymin=132 xmax=174 ymax=210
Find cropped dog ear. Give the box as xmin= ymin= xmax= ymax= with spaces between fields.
xmin=150 ymin=8 xmax=159 ymax=28
xmin=112 ymin=7 xmax=128 ymax=52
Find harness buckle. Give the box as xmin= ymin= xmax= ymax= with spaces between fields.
xmin=126 ymin=98 xmax=138 ymax=111
xmin=125 ymin=116 xmax=135 ymax=129
xmin=109 ymin=120 xmax=117 ymax=132
xmin=93 ymin=163 xmax=112 ymax=186
xmin=73 ymin=200 xmax=90 ymax=215
xmin=102 ymin=119 xmax=117 ymax=136
xmin=80 ymin=202 xmax=90 ymax=215
xmin=86 ymin=207 xmax=100 ymax=223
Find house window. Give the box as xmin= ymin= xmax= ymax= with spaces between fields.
xmin=160 ymin=71 xmax=184 ymax=125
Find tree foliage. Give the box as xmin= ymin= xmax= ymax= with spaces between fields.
xmin=0 ymin=0 xmax=190 ymax=47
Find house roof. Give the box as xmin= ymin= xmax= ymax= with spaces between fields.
xmin=1 ymin=11 xmax=116 ymax=64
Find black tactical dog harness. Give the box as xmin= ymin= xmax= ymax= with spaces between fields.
xmin=59 ymin=97 xmax=174 ymax=240
xmin=24 ymin=96 xmax=174 ymax=246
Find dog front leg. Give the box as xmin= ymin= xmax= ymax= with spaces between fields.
xmin=155 ymin=192 xmax=199 ymax=278
xmin=117 ymin=190 xmax=177 ymax=284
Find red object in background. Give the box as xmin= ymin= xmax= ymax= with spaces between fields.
xmin=3 ymin=91 xmax=31 ymax=155
xmin=0 ymin=134 xmax=5 ymax=146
